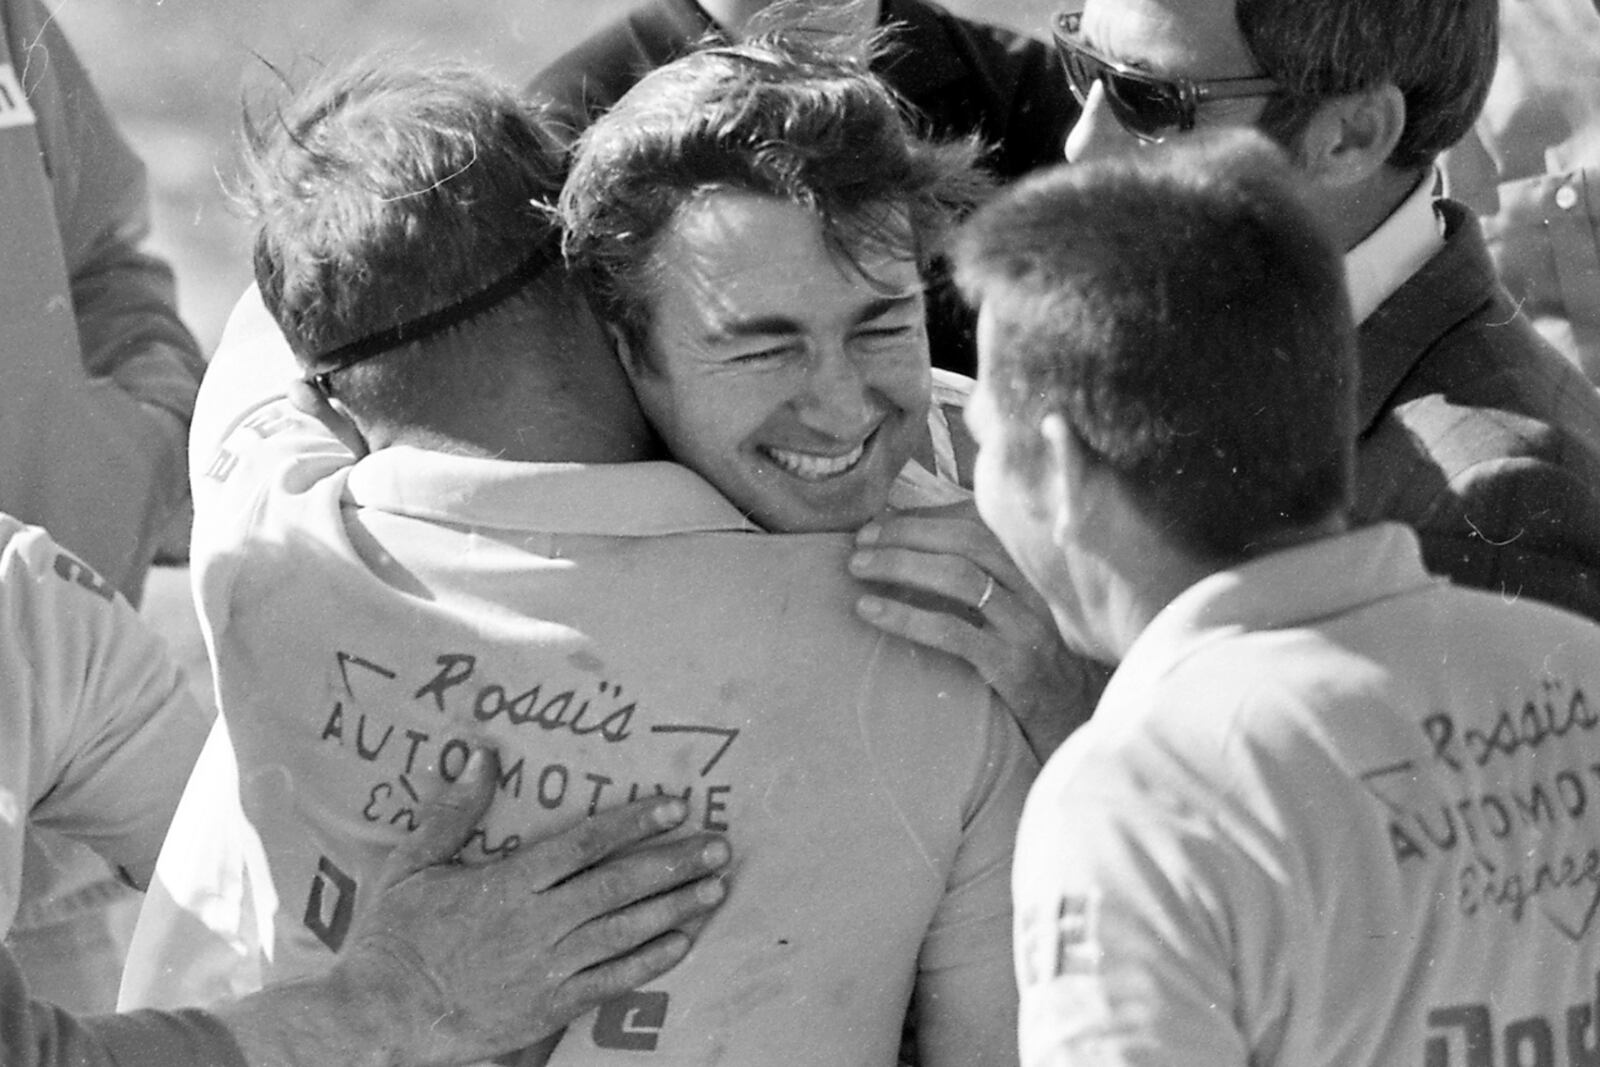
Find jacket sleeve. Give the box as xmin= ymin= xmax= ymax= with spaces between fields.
xmin=0 ymin=941 xmax=247 ymax=1067
xmin=2 ymin=0 xmax=202 ymax=599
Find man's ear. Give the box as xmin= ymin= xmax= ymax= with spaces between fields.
xmin=1038 ymin=412 xmax=1088 ymax=549
xmin=608 ymin=323 xmax=652 ymax=381
xmin=1293 ymin=83 xmax=1406 ymax=187
xmin=287 ymin=377 xmax=371 ymax=459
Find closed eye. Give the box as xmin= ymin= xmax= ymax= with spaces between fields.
xmin=728 ymin=343 xmax=797 ymax=364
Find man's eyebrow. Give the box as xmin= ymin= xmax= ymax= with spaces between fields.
xmin=705 ymin=313 xmax=804 ymax=343
xmin=854 ymin=290 xmax=923 ymax=324
xmin=703 ymin=290 xmax=922 ymax=343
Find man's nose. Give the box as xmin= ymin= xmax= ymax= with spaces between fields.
xmin=1063 ymin=79 xmax=1138 ymax=164
xmin=796 ymin=346 xmax=878 ymax=436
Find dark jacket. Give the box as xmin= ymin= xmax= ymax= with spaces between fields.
xmin=1355 ymin=199 xmax=1600 ymax=624
xmin=527 ymin=0 xmax=1078 ymax=375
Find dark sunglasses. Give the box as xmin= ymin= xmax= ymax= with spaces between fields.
xmin=1052 ymin=10 xmax=1283 ymax=143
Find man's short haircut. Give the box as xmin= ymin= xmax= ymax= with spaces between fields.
xmin=239 ymin=55 xmax=567 ymax=422
xmin=558 ymin=30 xmax=991 ymax=351
xmin=1238 ymin=0 xmax=1498 ymax=170
xmin=954 ymin=129 xmax=1358 ymax=563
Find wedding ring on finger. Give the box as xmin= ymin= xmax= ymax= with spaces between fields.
xmin=976 ymin=574 xmax=997 ymax=612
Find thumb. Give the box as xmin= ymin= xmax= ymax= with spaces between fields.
xmin=378 ymin=748 xmax=500 ymax=886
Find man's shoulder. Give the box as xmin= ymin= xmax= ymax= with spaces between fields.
xmin=1358 ymin=205 xmax=1600 ymax=567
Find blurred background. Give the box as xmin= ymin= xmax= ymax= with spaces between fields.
xmin=54 ymin=0 xmax=1057 ymax=356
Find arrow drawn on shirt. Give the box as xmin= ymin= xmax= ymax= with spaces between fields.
xmin=649 ymin=724 xmax=740 ymax=777
xmin=336 ymin=650 xmax=398 ymax=699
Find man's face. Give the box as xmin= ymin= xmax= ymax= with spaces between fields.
xmin=967 ymin=306 xmax=1102 ymax=657
xmin=1063 ymin=0 xmax=1272 ymax=163
xmin=629 ymin=191 xmax=931 ymax=533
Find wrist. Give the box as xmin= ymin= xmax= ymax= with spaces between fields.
xmin=213 ymin=966 xmax=409 ymax=1067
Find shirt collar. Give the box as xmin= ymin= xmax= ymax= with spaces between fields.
xmin=1344 ymin=170 xmax=1446 ymax=324
xmin=345 ymin=446 xmax=761 ymax=537
xmin=1107 ymin=523 xmax=1439 ymax=705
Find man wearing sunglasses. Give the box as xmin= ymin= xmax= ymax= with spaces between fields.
xmin=1053 ymin=0 xmax=1600 ymax=626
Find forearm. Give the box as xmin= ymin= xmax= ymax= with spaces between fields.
xmin=211 ymin=967 xmax=415 ymax=1067
xmin=2 ymin=941 xmax=246 ymax=1067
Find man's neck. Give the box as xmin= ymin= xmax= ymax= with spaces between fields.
xmin=1090 ymin=513 xmax=1351 ymax=661
xmin=375 ymin=423 xmax=655 ymax=465
xmin=1320 ymin=163 xmax=1430 ymax=254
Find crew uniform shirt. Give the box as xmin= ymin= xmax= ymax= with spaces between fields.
xmin=0 ymin=514 xmax=208 ymax=937
xmin=131 ymin=322 xmax=1035 ymax=1065
xmin=1013 ymin=522 xmax=1600 ymax=1067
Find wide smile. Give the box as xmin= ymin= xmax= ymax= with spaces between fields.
xmin=760 ymin=428 xmax=878 ymax=483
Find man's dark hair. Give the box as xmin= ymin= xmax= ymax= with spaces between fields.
xmin=1238 ymin=0 xmax=1498 ymax=170
xmin=954 ymin=130 xmax=1357 ymax=563
xmin=558 ymin=29 xmax=991 ymax=353
xmin=239 ymin=55 xmax=568 ymax=424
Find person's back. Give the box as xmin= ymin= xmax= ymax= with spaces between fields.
xmin=193 ymin=408 xmax=1026 ymax=1063
xmin=137 ymin=57 xmax=1030 ymax=1066
xmin=1015 ymin=531 xmax=1600 ymax=1065
xmin=955 ymin=127 xmax=1600 ymax=1067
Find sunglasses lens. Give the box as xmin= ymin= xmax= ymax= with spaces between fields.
xmin=1101 ymin=73 xmax=1184 ymax=140
xmin=1053 ymin=12 xmax=1189 ymax=142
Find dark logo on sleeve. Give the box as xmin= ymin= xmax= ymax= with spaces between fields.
xmin=52 ymin=553 xmax=116 ymax=603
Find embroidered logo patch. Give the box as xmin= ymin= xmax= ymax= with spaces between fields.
xmin=0 ymin=64 xmax=35 ymax=129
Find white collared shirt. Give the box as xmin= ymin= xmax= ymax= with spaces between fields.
xmin=1344 ymin=171 xmax=1447 ymax=324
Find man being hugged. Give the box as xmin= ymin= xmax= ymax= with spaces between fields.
xmin=560 ymin=33 xmax=1102 ymax=758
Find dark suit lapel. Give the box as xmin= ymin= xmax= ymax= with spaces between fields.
xmin=1355 ymin=201 xmax=1503 ymax=436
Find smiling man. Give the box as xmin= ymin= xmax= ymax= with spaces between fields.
xmin=560 ymin=38 xmax=986 ymax=533
xmin=609 ymin=191 xmax=932 ymax=533
xmin=1050 ymin=0 xmax=1600 ymax=625
xmin=560 ymin=36 xmax=1101 ymax=759
xmin=956 ymin=129 xmax=1600 ymax=1067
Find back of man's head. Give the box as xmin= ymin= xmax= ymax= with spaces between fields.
xmin=1240 ymin=0 xmax=1498 ymax=170
xmin=240 ymin=56 xmax=579 ymax=437
xmin=955 ymin=129 xmax=1358 ymax=563
xmin=559 ymin=29 xmax=989 ymax=350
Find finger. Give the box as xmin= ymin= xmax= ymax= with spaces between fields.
xmin=559 ymin=871 xmax=727 ymax=969
xmin=553 ymin=930 xmax=696 ymax=1020
xmin=515 ymin=796 xmax=696 ymax=893
xmin=378 ymin=747 xmax=499 ymax=887
xmin=856 ymin=507 xmax=1017 ymax=571
xmin=855 ymin=518 xmax=1031 ymax=595
xmin=849 ymin=545 xmax=996 ymax=609
xmin=552 ymin=834 xmax=731 ymax=916
xmin=857 ymin=592 xmax=991 ymax=669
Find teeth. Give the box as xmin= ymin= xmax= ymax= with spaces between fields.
xmin=764 ymin=441 xmax=867 ymax=480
